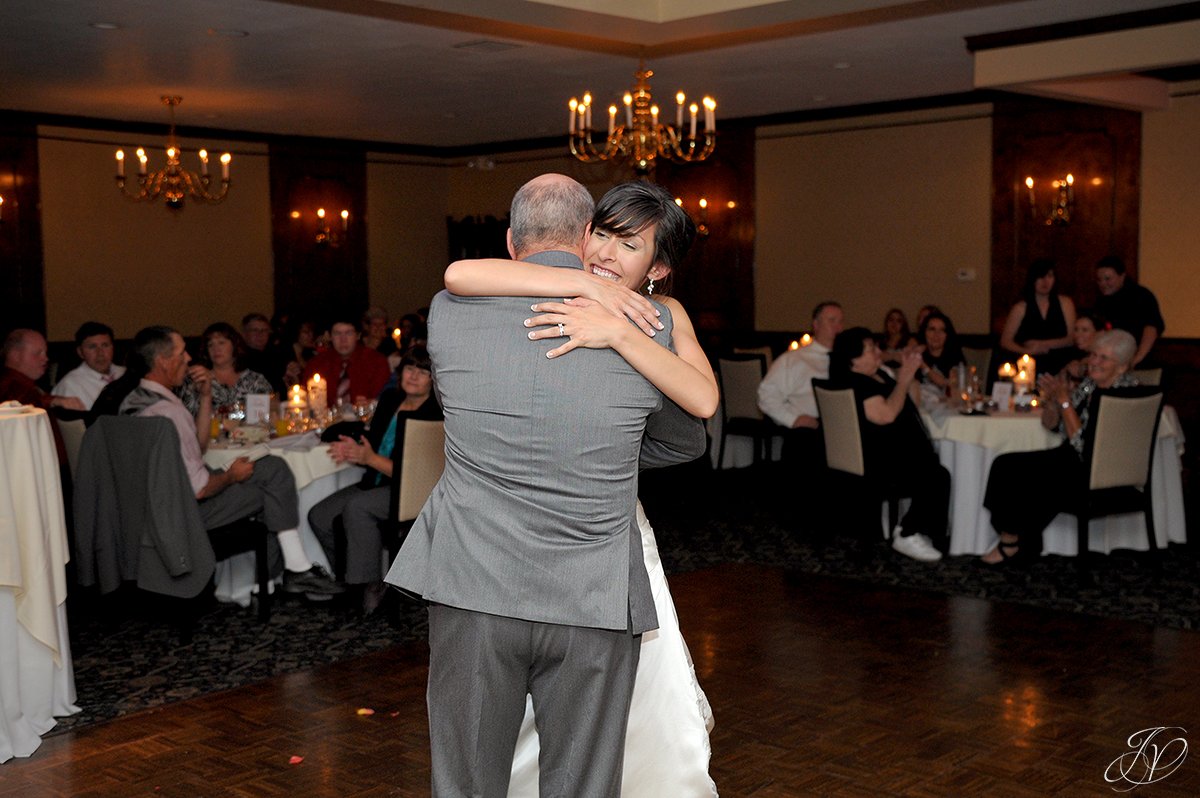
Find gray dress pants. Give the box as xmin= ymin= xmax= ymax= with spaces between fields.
xmin=307 ymin=484 xmax=390 ymax=584
xmin=426 ymin=604 xmax=641 ymax=798
xmin=197 ymin=454 xmax=299 ymax=532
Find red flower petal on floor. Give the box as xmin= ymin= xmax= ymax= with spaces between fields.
xmin=356 ymin=707 xmax=375 ymax=716
xmin=289 ymin=755 xmax=304 ymax=765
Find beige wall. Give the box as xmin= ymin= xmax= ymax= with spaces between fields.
xmin=366 ymin=159 xmax=450 ymax=319
xmin=1140 ymin=85 xmax=1200 ymax=338
xmin=38 ymin=127 xmax=273 ymax=341
xmin=755 ymin=108 xmax=994 ymax=334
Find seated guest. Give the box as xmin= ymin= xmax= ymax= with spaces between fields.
xmin=302 ymin=315 xmax=391 ymax=407
xmin=829 ymin=327 xmax=949 ymax=562
xmin=240 ymin=312 xmax=291 ymax=394
xmin=180 ymin=322 xmax=273 ymax=415
xmin=0 ymin=329 xmax=86 ymax=412
xmin=999 ymin=258 xmax=1077 ymax=374
xmin=397 ymin=312 xmax=427 ymax=354
xmin=980 ymin=330 xmax=1140 ymax=565
xmin=308 ymin=348 xmax=442 ymax=614
xmin=877 ymin=307 xmax=913 ymax=367
xmin=916 ymin=310 xmax=965 ymax=392
xmin=120 ymin=326 xmax=343 ymax=598
xmin=53 ymin=321 xmax=126 ymax=410
xmin=1057 ymin=310 xmax=1103 ymax=388
xmin=361 ymin=306 xmax=398 ymax=357
xmin=0 ymin=328 xmax=86 ymax=466
xmin=915 ymin=304 xmax=941 ymax=330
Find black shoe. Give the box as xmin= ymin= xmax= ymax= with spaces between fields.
xmin=283 ymin=564 xmax=346 ymax=596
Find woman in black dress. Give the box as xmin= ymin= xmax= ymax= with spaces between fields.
xmin=915 ymin=311 xmax=965 ymax=393
xmin=830 ymin=327 xmax=950 ymax=562
xmin=999 ymin=258 xmax=1077 ymax=373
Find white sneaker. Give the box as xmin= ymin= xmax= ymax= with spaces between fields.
xmin=892 ymin=533 xmax=943 ymax=562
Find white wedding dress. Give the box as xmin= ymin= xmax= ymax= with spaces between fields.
xmin=507 ymin=502 xmax=718 ymax=797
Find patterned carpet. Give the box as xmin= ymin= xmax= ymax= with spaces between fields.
xmin=53 ymin=460 xmax=1197 ymax=734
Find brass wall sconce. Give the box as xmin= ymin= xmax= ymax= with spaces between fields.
xmin=674 ymin=196 xmax=735 ymax=236
xmin=291 ymin=207 xmax=350 ymax=246
xmin=1024 ymin=173 xmax=1074 ymax=225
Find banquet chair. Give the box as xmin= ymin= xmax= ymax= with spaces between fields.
xmin=1128 ymin=367 xmax=1163 ymax=387
xmin=1068 ymin=387 xmax=1164 ymax=570
xmin=74 ymin=416 xmax=272 ymax=634
xmin=732 ymin=345 xmax=774 ymax=370
xmin=381 ymin=419 xmax=446 ymax=557
xmin=961 ymin=347 xmax=993 ymax=381
xmin=812 ymin=379 xmax=900 ymax=540
xmin=714 ymin=354 xmax=773 ymax=469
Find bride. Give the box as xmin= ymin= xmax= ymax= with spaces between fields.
xmin=444 ymin=180 xmax=720 ymax=796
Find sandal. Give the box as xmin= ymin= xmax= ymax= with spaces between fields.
xmin=980 ymin=539 xmax=1022 ymax=567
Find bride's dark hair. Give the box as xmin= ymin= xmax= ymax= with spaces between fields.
xmin=592 ymin=181 xmax=696 ymax=296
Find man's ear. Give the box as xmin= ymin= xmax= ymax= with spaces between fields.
xmin=506 ymin=229 xmax=516 ymax=259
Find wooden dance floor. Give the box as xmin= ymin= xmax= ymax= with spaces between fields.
xmin=6 ymin=563 xmax=1200 ymax=796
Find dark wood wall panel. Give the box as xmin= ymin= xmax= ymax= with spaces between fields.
xmin=990 ymin=97 xmax=1141 ymax=333
xmin=269 ymin=143 xmax=368 ymax=326
xmin=656 ymin=123 xmax=756 ymax=345
xmin=0 ymin=121 xmax=46 ymax=334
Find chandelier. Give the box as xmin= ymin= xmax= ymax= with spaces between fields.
xmin=114 ymin=96 xmax=231 ymax=210
xmin=568 ymin=63 xmax=716 ymax=175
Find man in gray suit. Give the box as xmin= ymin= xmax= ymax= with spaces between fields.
xmin=386 ymin=173 xmax=704 ymax=796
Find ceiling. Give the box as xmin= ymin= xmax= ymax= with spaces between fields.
xmin=1 ymin=0 xmax=1195 ymax=152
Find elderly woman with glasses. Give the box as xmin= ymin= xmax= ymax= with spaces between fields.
xmin=980 ymin=329 xmax=1140 ymax=565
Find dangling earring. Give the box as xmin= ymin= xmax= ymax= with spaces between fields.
xmin=646 ymin=277 xmax=655 ymax=296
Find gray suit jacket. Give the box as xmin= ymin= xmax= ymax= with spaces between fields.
xmin=385 ymin=250 xmax=704 ymax=633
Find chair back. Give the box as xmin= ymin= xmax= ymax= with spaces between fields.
xmin=961 ymin=346 xmax=993 ymax=378
xmin=717 ymin=355 xmax=767 ymax=423
xmin=59 ymin=418 xmax=87 ymax=480
xmin=812 ymin=379 xmax=865 ymax=477
xmin=732 ymin=345 xmax=774 ymax=370
xmin=395 ymin=418 xmax=446 ymax=523
xmin=1082 ymin=388 xmax=1164 ymax=491
xmin=1128 ymin=368 xmax=1163 ymax=387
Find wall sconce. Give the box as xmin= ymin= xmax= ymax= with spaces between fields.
xmin=1024 ymin=173 xmax=1074 ymax=226
xmin=673 ymin=196 xmax=735 ymax=237
xmin=291 ymin=207 xmax=350 ymax=247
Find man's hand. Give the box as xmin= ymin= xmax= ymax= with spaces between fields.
xmin=227 ymin=456 xmax=254 ymax=483
xmin=188 ymin=365 xmax=213 ymax=398
xmin=50 ymin=395 xmax=86 ymax=411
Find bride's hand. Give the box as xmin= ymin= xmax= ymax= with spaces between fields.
xmin=576 ymin=273 xmax=663 ymax=337
xmin=525 ymin=299 xmax=635 ymax=358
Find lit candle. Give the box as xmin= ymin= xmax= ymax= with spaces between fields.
xmin=998 ymin=362 xmax=1016 ymax=380
xmin=623 ymin=93 xmax=633 ymax=128
xmin=340 ymin=209 xmax=349 ymax=231
xmin=608 ymin=105 xmax=616 ymax=136
xmin=689 ymin=102 xmax=698 ymax=138
xmin=317 ymin=208 xmax=326 ymax=221
xmin=568 ymin=98 xmax=577 ymax=134
xmin=703 ymin=96 xmax=716 ymax=130
xmin=198 ymin=149 xmax=209 ymax=176
xmin=651 ymin=104 xmax=659 ymax=127
xmin=582 ymin=93 xmax=591 ymax=131
xmin=676 ymin=91 xmax=685 ymax=129
xmin=1018 ymin=353 xmax=1036 ymax=385
xmin=220 ymin=152 xmax=231 ymax=181
xmin=789 ymin=340 xmax=800 ymax=351
xmin=392 ymin=327 xmax=402 ymax=347
xmin=800 ymin=333 xmax=812 ymax=347
xmin=115 ymin=150 xmax=125 ymax=178
xmin=306 ymin=374 xmax=327 ymax=415
xmin=289 ymin=384 xmax=307 ymax=407
xmin=136 ymin=148 xmax=147 ymax=175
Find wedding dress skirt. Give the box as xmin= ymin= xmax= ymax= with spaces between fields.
xmin=507 ymin=501 xmax=717 ymax=796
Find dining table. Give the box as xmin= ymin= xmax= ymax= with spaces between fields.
xmin=0 ymin=403 xmax=80 ymax=763
xmin=922 ymin=403 xmax=1187 ymax=556
xmin=203 ymin=431 xmax=363 ymax=605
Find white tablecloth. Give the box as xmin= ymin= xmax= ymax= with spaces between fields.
xmin=0 ymin=405 xmax=79 ymax=763
xmin=923 ymin=405 xmax=1187 ymax=556
xmin=203 ymin=433 xmax=362 ymax=605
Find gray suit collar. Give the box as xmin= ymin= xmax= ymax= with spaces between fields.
xmin=523 ymin=250 xmax=583 ymax=270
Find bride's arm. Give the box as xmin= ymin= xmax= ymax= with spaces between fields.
xmin=527 ymin=296 xmax=719 ymax=419
xmin=445 ymin=258 xmax=662 ymax=336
